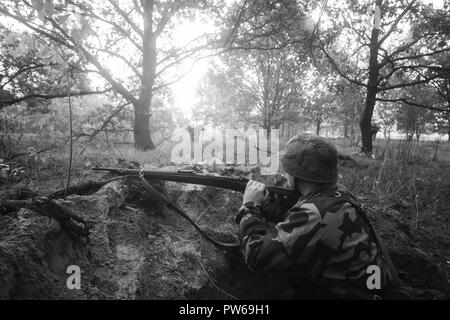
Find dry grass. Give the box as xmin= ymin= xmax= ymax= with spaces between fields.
xmin=3 ymin=137 xmax=450 ymax=232
xmin=337 ymin=139 xmax=450 ymax=232
xmin=1 ymin=135 xmax=449 ymax=295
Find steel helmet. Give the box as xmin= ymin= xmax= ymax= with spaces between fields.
xmin=281 ymin=134 xmax=338 ymax=184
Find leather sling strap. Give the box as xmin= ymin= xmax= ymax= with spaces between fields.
xmin=139 ymin=174 xmax=240 ymax=249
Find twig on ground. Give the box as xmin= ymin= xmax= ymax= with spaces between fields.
xmin=194 ymin=253 xmax=238 ymax=300
xmin=196 ymin=205 xmax=211 ymax=224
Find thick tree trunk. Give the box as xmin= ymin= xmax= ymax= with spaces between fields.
xmin=361 ymin=87 xmax=378 ymax=154
xmin=133 ymin=102 xmax=155 ymax=150
xmin=360 ymin=0 xmax=382 ymax=155
xmin=135 ymin=0 xmax=157 ymax=151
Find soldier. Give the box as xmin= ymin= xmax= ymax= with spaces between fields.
xmin=235 ymin=134 xmax=401 ymax=299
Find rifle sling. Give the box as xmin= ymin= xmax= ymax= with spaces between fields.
xmin=139 ymin=175 xmax=240 ymax=249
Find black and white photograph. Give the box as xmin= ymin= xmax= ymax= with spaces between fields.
xmin=0 ymin=0 xmax=449 ymax=305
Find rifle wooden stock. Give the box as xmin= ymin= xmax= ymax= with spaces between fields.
xmin=92 ymin=166 xmax=299 ymax=212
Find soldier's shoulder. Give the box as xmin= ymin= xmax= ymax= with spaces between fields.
xmin=302 ymin=184 xmax=351 ymax=217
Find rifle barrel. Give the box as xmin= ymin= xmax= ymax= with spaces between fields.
xmin=92 ymin=166 xmax=298 ymax=205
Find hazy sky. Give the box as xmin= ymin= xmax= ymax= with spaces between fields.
xmin=168 ymin=19 xmax=215 ymax=120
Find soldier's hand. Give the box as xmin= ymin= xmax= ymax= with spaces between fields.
xmin=243 ymin=180 xmax=266 ymax=205
xmin=260 ymin=192 xmax=282 ymax=221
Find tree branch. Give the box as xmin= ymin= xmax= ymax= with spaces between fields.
xmin=154 ymin=1 xmax=189 ymax=36
xmin=379 ymin=31 xmax=434 ymax=68
xmin=0 ymin=63 xmax=58 ymax=89
xmin=98 ymin=48 xmax=143 ymax=79
xmin=65 ymin=0 xmax=143 ymax=52
xmin=222 ymin=0 xmax=248 ymax=48
xmin=106 ymin=0 xmax=144 ymax=38
xmin=378 ymin=0 xmax=417 ymax=46
xmin=0 ymin=7 xmax=76 ymax=50
xmin=376 ymin=97 xmax=450 ymax=113
xmin=133 ymin=0 xmax=143 ymax=15
xmin=389 ymin=47 xmax=450 ymax=64
xmin=318 ymin=44 xmax=367 ymax=88
xmin=78 ymin=101 xmax=131 ymax=155
xmin=0 ymin=88 xmax=113 ymax=108
xmin=379 ymin=74 xmax=439 ymax=91
xmin=47 ymin=17 xmax=139 ymax=105
xmin=153 ymin=52 xmax=217 ymax=91
xmin=155 ymin=43 xmax=212 ymax=78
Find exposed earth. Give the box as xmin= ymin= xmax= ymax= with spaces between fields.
xmin=0 ymin=165 xmax=449 ymax=300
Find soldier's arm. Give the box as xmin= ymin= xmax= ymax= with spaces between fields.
xmin=235 ymin=202 xmax=323 ymax=272
xmin=259 ymin=192 xmax=285 ymax=223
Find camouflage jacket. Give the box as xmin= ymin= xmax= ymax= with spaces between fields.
xmin=235 ymin=184 xmax=394 ymax=298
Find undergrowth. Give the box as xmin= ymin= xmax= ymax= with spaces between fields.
xmin=2 ymin=138 xmax=450 ymax=232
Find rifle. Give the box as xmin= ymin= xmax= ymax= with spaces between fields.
xmin=92 ymin=166 xmax=299 ymax=219
xmin=93 ymin=166 xmax=299 ymax=248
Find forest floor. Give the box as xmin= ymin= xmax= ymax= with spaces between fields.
xmin=0 ymin=138 xmax=449 ymax=299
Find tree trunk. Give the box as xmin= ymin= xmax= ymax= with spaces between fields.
xmin=316 ymin=120 xmax=321 ymax=136
xmin=135 ymin=0 xmax=157 ymax=151
xmin=406 ymin=132 xmax=413 ymax=141
xmin=133 ymin=102 xmax=155 ymax=150
xmin=360 ymin=0 xmax=382 ymax=155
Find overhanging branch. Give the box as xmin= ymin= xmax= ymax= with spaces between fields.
xmin=378 ymin=0 xmax=417 ymax=46
xmin=376 ymin=97 xmax=450 ymax=113
xmin=318 ymin=44 xmax=367 ymax=88
xmin=379 ymin=75 xmax=439 ymax=91
xmin=47 ymin=17 xmax=139 ymax=105
xmin=107 ymin=0 xmax=143 ymax=38
xmin=0 ymin=88 xmax=113 ymax=108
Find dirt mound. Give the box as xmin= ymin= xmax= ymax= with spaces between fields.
xmin=0 ymin=166 xmax=448 ymax=299
xmin=0 ymin=178 xmax=237 ymax=299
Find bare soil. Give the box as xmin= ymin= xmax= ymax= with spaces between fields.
xmin=0 ymin=164 xmax=449 ymax=299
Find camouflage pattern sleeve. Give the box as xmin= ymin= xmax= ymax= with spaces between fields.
xmin=259 ymin=193 xmax=284 ymax=223
xmin=236 ymin=201 xmax=322 ymax=272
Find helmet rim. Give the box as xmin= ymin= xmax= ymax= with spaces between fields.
xmin=280 ymin=134 xmax=338 ymax=184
